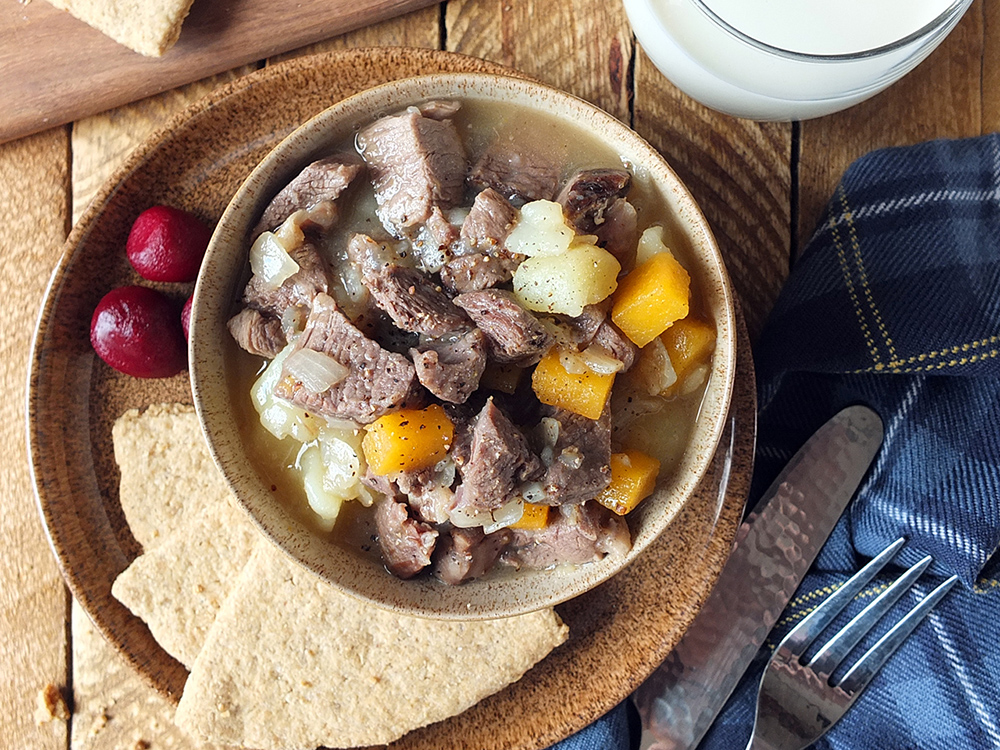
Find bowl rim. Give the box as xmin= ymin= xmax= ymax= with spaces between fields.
xmin=190 ymin=70 xmax=738 ymax=620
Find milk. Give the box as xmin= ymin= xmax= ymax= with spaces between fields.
xmin=623 ymin=0 xmax=971 ymax=120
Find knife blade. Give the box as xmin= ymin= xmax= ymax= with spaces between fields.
xmin=633 ymin=404 xmax=884 ymax=750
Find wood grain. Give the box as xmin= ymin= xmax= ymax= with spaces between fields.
xmin=0 ymin=0 xmax=437 ymax=145
xmin=796 ymin=1 xmax=985 ymax=252
xmin=445 ymin=0 xmax=634 ymax=121
xmin=633 ymin=51 xmax=792 ymax=341
xmin=0 ymin=126 xmax=71 ymax=750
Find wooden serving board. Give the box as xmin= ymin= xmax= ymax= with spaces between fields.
xmin=0 ymin=0 xmax=435 ymax=144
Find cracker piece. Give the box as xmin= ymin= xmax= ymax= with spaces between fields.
xmin=175 ymin=543 xmax=569 ymax=749
xmin=111 ymin=499 xmax=257 ymax=669
xmin=45 ymin=0 xmax=195 ymax=57
xmin=113 ymin=404 xmax=231 ymax=549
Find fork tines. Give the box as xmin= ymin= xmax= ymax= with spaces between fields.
xmin=748 ymin=538 xmax=958 ymax=750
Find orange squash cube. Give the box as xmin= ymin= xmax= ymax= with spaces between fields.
xmin=531 ymin=348 xmax=616 ymax=420
xmin=511 ymin=502 xmax=550 ymax=530
xmin=361 ymin=404 xmax=454 ymax=476
xmin=595 ymin=450 xmax=661 ymax=515
xmin=611 ymin=251 xmax=690 ymax=347
xmin=661 ymin=316 xmax=716 ymax=383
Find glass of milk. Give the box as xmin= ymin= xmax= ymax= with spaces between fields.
xmin=623 ymin=0 xmax=974 ymax=120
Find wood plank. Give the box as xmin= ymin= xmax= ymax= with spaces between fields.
xmin=633 ymin=52 xmax=793 ymax=341
xmin=0 ymin=0 xmax=437 ymax=145
xmin=797 ymin=2 xmax=983 ymax=252
xmin=983 ymin=0 xmax=1000 ymax=133
xmin=445 ymin=0 xmax=633 ymax=121
xmin=0 ymin=126 xmax=72 ymax=750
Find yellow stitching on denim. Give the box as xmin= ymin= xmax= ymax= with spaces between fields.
xmin=880 ymin=335 xmax=1000 ymax=368
xmin=840 ymin=188 xmax=897 ymax=364
xmin=974 ymin=578 xmax=1000 ymax=594
xmin=829 ymin=196 xmax=883 ymax=368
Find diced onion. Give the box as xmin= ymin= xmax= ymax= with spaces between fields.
xmin=635 ymin=225 xmax=669 ymax=266
xmin=449 ymin=498 xmax=524 ymax=533
xmin=559 ymin=349 xmax=589 ymax=375
xmin=249 ymin=231 xmax=300 ymax=289
xmin=284 ymin=348 xmax=349 ymax=394
xmin=483 ymin=499 xmax=524 ymax=534
xmin=251 ymin=343 xmax=322 ymax=442
xmin=520 ymin=481 xmax=547 ymax=504
xmin=581 ymin=345 xmax=625 ymax=375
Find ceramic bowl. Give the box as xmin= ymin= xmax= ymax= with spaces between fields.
xmin=190 ymin=72 xmax=737 ymax=619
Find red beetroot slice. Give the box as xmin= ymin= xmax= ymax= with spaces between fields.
xmin=91 ymin=286 xmax=187 ymax=378
xmin=126 ymin=205 xmax=212 ymax=282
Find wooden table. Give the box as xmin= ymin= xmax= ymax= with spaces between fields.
xmin=2 ymin=2 xmax=996 ymax=747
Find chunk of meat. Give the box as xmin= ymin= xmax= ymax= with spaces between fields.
xmin=556 ymin=169 xmax=631 ymax=233
xmin=226 ymin=307 xmax=286 ymax=359
xmin=539 ymin=405 xmax=612 ymax=505
xmin=440 ymin=251 xmax=522 ymax=294
xmin=558 ymin=304 xmax=608 ymax=346
xmin=502 ymin=502 xmax=630 ymax=570
xmin=454 ymin=398 xmax=543 ymax=514
xmin=410 ymin=328 xmax=487 ymax=404
xmin=460 ymin=188 xmax=517 ymax=249
xmin=256 ymin=154 xmax=364 ymax=233
xmin=242 ymin=241 xmax=332 ymax=320
xmin=357 ymin=110 xmax=467 ymax=234
xmin=593 ymin=319 xmax=638 ymax=371
xmin=453 ymin=289 xmax=552 ymax=364
xmin=468 ymin=141 xmax=561 ymax=205
xmin=417 ymin=99 xmax=462 ymax=120
xmin=433 ymin=527 xmax=513 ymax=585
xmin=273 ymin=294 xmax=422 ymax=424
xmin=374 ymin=496 xmax=438 ymax=579
xmin=595 ymin=198 xmax=638 ymax=271
xmin=366 ymin=264 xmax=469 ymax=337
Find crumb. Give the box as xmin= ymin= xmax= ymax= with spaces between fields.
xmin=90 ymin=712 xmax=109 ymax=735
xmin=134 ymin=740 xmax=150 ymax=750
xmin=34 ymin=684 xmax=70 ymax=724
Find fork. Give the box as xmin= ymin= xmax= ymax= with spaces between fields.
xmin=746 ymin=538 xmax=958 ymax=750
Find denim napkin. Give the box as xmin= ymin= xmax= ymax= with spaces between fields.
xmin=556 ymin=133 xmax=1000 ymax=750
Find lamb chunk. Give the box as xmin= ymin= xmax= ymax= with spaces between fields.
xmin=502 ymin=502 xmax=630 ymax=570
xmin=242 ymin=240 xmax=331 ymax=320
xmin=539 ymin=405 xmax=612 ymax=505
xmin=440 ymin=251 xmax=523 ymax=294
xmin=274 ymin=293 xmax=422 ymax=424
xmin=397 ymin=467 xmax=457 ymax=525
xmin=433 ymin=527 xmax=513 ymax=585
xmin=460 ymin=188 xmax=517 ymax=249
xmin=558 ymin=304 xmax=608 ymax=345
xmin=593 ymin=319 xmax=638 ymax=371
xmin=417 ymin=99 xmax=462 ymax=120
xmin=361 ymin=468 xmax=398 ymax=499
xmin=374 ymin=496 xmax=438 ymax=579
xmin=454 ymin=398 xmax=543 ymax=514
xmin=453 ymin=289 xmax=552 ymax=364
xmin=366 ymin=264 xmax=469 ymax=337
xmin=595 ymin=198 xmax=638 ymax=271
xmin=256 ymin=154 xmax=364 ymax=233
xmin=357 ymin=110 xmax=467 ymax=234
xmin=556 ymin=168 xmax=631 ymax=233
xmin=424 ymin=207 xmax=461 ymax=252
xmin=410 ymin=328 xmax=487 ymax=404
xmin=226 ymin=307 xmax=286 ymax=359
xmin=468 ymin=142 xmax=560 ymax=206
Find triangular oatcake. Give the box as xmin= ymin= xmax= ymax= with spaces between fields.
xmin=175 ymin=542 xmax=569 ymax=749
xmin=46 ymin=0 xmax=196 ymax=56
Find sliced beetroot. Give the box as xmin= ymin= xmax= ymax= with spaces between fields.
xmin=90 ymin=286 xmax=187 ymax=378
xmin=126 ymin=205 xmax=212 ymax=283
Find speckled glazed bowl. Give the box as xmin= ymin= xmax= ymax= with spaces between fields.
xmin=190 ymin=72 xmax=737 ymax=620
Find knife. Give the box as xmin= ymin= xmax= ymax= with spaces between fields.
xmin=633 ymin=404 xmax=884 ymax=750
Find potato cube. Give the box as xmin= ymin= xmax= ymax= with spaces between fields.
xmin=611 ymin=251 xmax=690 ymax=347
xmin=595 ymin=450 xmax=661 ymax=515
xmin=513 ymin=242 xmax=620 ymax=317
xmin=532 ymin=347 xmax=615 ymax=420
xmin=505 ymin=200 xmax=576 ymax=256
xmin=361 ymin=405 xmax=454 ymax=476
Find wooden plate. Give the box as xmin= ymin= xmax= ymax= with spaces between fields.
xmin=27 ymin=48 xmax=756 ymax=750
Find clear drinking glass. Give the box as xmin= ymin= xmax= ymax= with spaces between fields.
xmin=623 ymin=0 xmax=973 ymax=120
